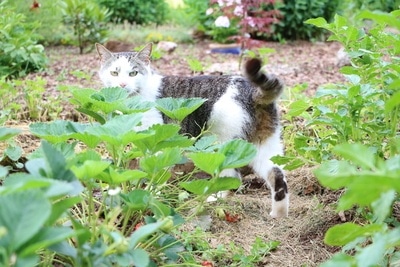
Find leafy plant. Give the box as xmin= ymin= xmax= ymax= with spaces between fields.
xmin=1 ymin=85 xmax=267 ymax=266
xmin=277 ymin=11 xmax=400 ymax=170
xmin=271 ymin=0 xmax=339 ymax=41
xmin=96 ymin=0 xmax=169 ymax=25
xmin=274 ymin=9 xmax=400 ymax=267
xmin=0 ymin=1 xmax=47 ymax=78
xmin=61 ymin=0 xmax=110 ymax=54
xmin=315 ymin=142 xmax=400 ymax=266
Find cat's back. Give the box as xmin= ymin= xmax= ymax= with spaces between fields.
xmin=159 ymin=75 xmax=254 ymax=100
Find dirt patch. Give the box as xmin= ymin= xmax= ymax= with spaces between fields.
xmin=8 ymin=40 xmax=347 ymax=266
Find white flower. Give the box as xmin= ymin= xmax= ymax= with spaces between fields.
xmin=233 ymin=5 xmax=243 ymax=16
xmin=215 ymin=16 xmax=230 ymax=28
xmin=108 ymin=187 xmax=121 ymax=196
xmin=206 ymin=8 xmax=214 ymax=16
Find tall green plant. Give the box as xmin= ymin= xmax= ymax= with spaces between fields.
xmin=282 ymin=10 xmax=400 ymax=266
xmin=277 ymin=11 xmax=400 ymax=170
xmin=61 ymin=0 xmax=110 ymax=54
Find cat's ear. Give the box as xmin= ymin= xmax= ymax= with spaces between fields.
xmin=96 ymin=43 xmax=113 ymax=63
xmin=136 ymin=43 xmax=152 ymax=64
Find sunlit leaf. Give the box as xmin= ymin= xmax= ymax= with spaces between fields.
xmin=324 ymin=223 xmax=382 ymax=246
xmin=156 ymin=97 xmax=206 ymax=122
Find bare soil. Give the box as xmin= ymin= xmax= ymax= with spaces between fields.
xmin=10 ymin=40 xmax=348 ymax=266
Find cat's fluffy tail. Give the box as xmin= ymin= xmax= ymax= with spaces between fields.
xmin=245 ymin=58 xmax=284 ymax=105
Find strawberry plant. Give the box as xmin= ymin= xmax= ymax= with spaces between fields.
xmin=1 ymin=86 xmax=268 ymax=266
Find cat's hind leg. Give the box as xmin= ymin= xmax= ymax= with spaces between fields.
xmin=250 ymin=131 xmax=289 ymax=218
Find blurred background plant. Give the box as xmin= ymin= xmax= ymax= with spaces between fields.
xmin=61 ymin=0 xmax=110 ymax=54
xmin=0 ymin=1 xmax=47 ymax=79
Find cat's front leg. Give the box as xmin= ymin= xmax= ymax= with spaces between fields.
xmin=134 ymin=108 xmax=164 ymax=131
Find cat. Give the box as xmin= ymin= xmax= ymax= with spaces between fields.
xmin=95 ymin=43 xmax=289 ymax=218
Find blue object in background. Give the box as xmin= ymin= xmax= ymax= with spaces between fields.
xmin=211 ymin=47 xmax=241 ymax=54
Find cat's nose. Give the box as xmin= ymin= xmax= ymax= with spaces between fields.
xmin=119 ymin=82 xmax=127 ymax=88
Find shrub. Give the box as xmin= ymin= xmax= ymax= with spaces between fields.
xmin=0 ymin=2 xmax=47 ymax=79
xmin=185 ymin=0 xmax=280 ymax=45
xmin=271 ymin=0 xmax=339 ymax=41
xmin=277 ymin=10 xmax=400 ymax=266
xmin=61 ymin=0 xmax=110 ymax=54
xmin=97 ymin=0 xmax=169 ymax=25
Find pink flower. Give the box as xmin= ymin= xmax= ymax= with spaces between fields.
xmin=233 ymin=5 xmax=243 ymax=16
xmin=206 ymin=8 xmax=214 ymax=16
xmin=215 ymin=16 xmax=230 ymax=28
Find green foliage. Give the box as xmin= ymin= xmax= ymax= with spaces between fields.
xmin=278 ymin=11 xmax=400 ymax=170
xmin=272 ymin=0 xmax=339 ymax=41
xmin=276 ymin=10 xmax=400 ymax=266
xmin=0 ymin=2 xmax=47 ymax=79
xmin=314 ymin=143 xmax=400 ymax=266
xmin=97 ymin=0 xmax=169 ymax=25
xmin=0 ymin=85 xmax=268 ymax=266
xmin=0 ymin=77 xmax=66 ymax=121
xmin=61 ymin=0 xmax=110 ymax=54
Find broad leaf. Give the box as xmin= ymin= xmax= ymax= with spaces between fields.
xmin=188 ymin=152 xmax=225 ymax=175
xmin=156 ymin=97 xmax=206 ymax=122
xmin=0 ymin=127 xmax=21 ymax=141
xmin=324 ymin=223 xmax=382 ymax=246
xmin=180 ymin=177 xmax=241 ymax=195
xmin=0 ymin=190 xmax=51 ymax=251
xmin=219 ymin=139 xmax=256 ymax=170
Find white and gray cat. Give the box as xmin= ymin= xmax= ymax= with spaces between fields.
xmin=95 ymin=43 xmax=289 ymax=218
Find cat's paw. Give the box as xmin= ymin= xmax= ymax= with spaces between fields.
xmin=270 ymin=197 xmax=289 ymax=218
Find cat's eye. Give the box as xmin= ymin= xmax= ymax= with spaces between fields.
xmin=129 ymin=71 xmax=138 ymax=77
xmin=110 ymin=71 xmax=118 ymax=76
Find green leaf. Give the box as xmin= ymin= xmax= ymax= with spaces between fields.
xmin=98 ymin=168 xmax=147 ymax=184
xmin=180 ymin=177 xmax=241 ymax=195
xmin=333 ymin=143 xmax=376 ymax=170
xmin=371 ymin=190 xmax=396 ymax=223
xmin=287 ymin=99 xmax=310 ymax=116
xmin=305 ymin=17 xmax=328 ymax=28
xmin=120 ymin=189 xmax=151 ymax=211
xmin=140 ymin=147 xmax=182 ymax=175
xmin=70 ymin=160 xmax=111 ymax=181
xmin=314 ymin=160 xmax=357 ymax=189
xmin=132 ymin=124 xmax=193 ymax=153
xmin=385 ymin=90 xmax=400 ymax=113
xmin=338 ymin=175 xmax=399 ymax=210
xmin=47 ymin=196 xmax=82 ymax=226
xmin=41 ymin=141 xmax=76 ymax=182
xmin=320 ymin=253 xmax=354 ymax=267
xmin=188 ymin=152 xmax=225 ymax=175
xmin=219 ymin=139 xmax=256 ymax=170
xmin=129 ymin=220 xmax=167 ymax=248
xmin=0 ymin=190 xmax=51 ymax=251
xmin=19 ymin=227 xmax=75 ymax=257
xmin=324 ymin=222 xmax=382 ymax=246
xmin=0 ymin=127 xmax=21 ymax=141
xmin=5 ymin=145 xmax=22 ymax=161
xmin=131 ymin=248 xmax=150 ymax=267
xmin=156 ymin=97 xmax=206 ymax=122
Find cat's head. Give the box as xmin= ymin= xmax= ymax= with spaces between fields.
xmin=95 ymin=43 xmax=152 ymax=95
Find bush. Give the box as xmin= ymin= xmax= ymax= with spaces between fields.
xmin=0 ymin=2 xmax=47 ymax=79
xmin=61 ymin=0 xmax=110 ymax=54
xmin=272 ymin=0 xmax=339 ymax=41
xmin=97 ymin=0 xmax=169 ymax=25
